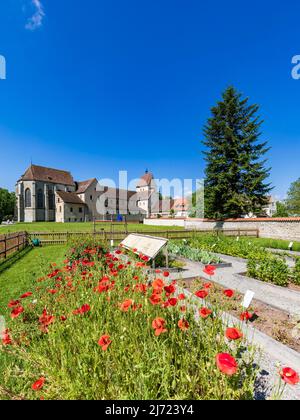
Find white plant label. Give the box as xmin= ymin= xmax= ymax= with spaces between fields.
xmin=242 ymin=290 xmax=255 ymax=309
xmin=289 ymin=242 xmax=293 ymax=249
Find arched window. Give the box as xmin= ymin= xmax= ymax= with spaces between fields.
xmin=25 ymin=188 xmax=31 ymax=208
xmin=48 ymin=189 xmax=55 ymax=210
xmin=37 ymin=189 xmax=44 ymax=209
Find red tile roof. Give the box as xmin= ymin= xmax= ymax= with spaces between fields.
xmin=21 ymin=165 xmax=75 ymax=186
xmin=76 ymin=178 xmax=97 ymax=194
xmin=137 ymin=171 xmax=154 ymax=187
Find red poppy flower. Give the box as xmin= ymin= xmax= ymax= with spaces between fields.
xmin=8 ymin=300 xmax=20 ymax=308
xmin=149 ymin=293 xmax=162 ymax=306
xmin=195 ymin=290 xmax=208 ymax=299
xmin=180 ymin=305 xmax=186 ymax=312
xmin=20 ymin=292 xmax=33 ymax=299
xmin=152 ymin=317 xmax=168 ymax=336
xmin=120 ymin=299 xmax=133 ymax=312
xmin=152 ymin=279 xmax=165 ymax=290
xmin=115 ymin=250 xmax=122 ymax=255
xmin=98 ymin=335 xmax=112 ymax=351
xmin=164 ymin=284 xmax=176 ymax=295
xmin=167 ymin=297 xmax=178 ymax=307
xmin=155 ymin=269 xmax=161 ymax=274
xmin=240 ymin=311 xmax=253 ymax=321
xmin=204 ymin=282 xmax=212 ymax=289
xmin=39 ymin=309 xmax=55 ymax=327
xmin=178 ymin=293 xmax=186 ymax=300
xmin=203 ymin=265 xmax=216 ymax=276
xmin=224 ymin=289 xmax=234 ymax=298
xmin=11 ymin=306 xmax=24 ymax=319
xmin=225 ymin=328 xmax=243 ymax=341
xmin=216 ymin=353 xmax=238 ymax=376
xmin=280 ymin=367 xmax=299 ymax=385
xmin=1 ymin=329 xmax=12 ymax=346
xmin=32 ymin=377 xmax=46 ymax=391
xmin=48 ymin=289 xmax=58 ymax=295
xmin=199 ymin=307 xmax=212 ymax=319
xmin=135 ymin=262 xmax=146 ymax=268
xmin=60 ymin=315 xmax=67 ymax=322
xmin=163 ymin=271 xmax=170 ymax=278
xmin=73 ymin=304 xmax=91 ymax=315
xmin=178 ymin=319 xmax=189 ymax=331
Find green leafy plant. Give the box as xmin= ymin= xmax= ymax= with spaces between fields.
xmin=247 ymin=255 xmax=289 ymax=287
xmin=293 ymin=258 xmax=300 ymax=286
xmin=168 ymin=241 xmax=222 ymax=264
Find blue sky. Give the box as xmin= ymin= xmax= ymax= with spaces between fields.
xmin=0 ymin=0 xmax=300 ymax=197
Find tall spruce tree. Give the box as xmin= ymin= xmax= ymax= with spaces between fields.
xmin=203 ymin=86 xmax=272 ymax=219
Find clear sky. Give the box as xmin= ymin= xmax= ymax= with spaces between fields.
xmin=1 ymin=0 xmax=300 ymax=198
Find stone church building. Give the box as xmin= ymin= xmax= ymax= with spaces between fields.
xmin=16 ymin=165 xmax=166 ymax=223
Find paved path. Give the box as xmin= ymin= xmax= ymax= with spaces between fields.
xmin=170 ymin=254 xmax=300 ymax=316
xmin=267 ymin=247 xmax=300 ymax=257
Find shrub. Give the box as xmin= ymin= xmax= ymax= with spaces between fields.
xmin=1 ymin=241 xmax=258 ymax=400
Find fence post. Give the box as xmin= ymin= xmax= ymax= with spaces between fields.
xmin=4 ymin=235 xmax=7 ymax=259
xmin=17 ymin=232 xmax=20 ymax=251
xmin=25 ymin=232 xmax=29 ymax=247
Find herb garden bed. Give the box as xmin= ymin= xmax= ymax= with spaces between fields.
xmin=178 ymin=276 xmax=300 ymax=354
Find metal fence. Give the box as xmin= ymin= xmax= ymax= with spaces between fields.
xmin=29 ymin=228 xmax=259 ymax=245
xmin=0 ymin=232 xmax=29 ymax=260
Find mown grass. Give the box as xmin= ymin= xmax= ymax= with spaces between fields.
xmin=0 ymin=245 xmax=68 ymax=398
xmin=0 ymin=222 xmax=181 ymax=235
xmin=0 ymin=246 xmax=67 ymax=317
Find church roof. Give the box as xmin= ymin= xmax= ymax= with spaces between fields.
xmin=103 ymin=187 xmax=137 ymax=199
xmin=21 ymin=165 xmax=75 ymax=186
xmin=137 ymin=171 xmax=154 ymax=187
xmin=76 ymin=178 xmax=97 ymax=194
xmin=56 ymin=191 xmax=85 ymax=204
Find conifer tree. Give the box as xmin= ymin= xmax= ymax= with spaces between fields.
xmin=203 ymin=87 xmax=272 ymax=218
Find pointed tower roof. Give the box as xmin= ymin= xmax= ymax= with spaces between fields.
xmin=137 ymin=170 xmax=154 ymax=187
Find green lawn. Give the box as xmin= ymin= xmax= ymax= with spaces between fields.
xmin=0 ymin=222 xmax=181 ymax=235
xmin=0 ymin=245 xmax=67 ymax=316
xmin=0 ymin=245 xmax=67 ymax=398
